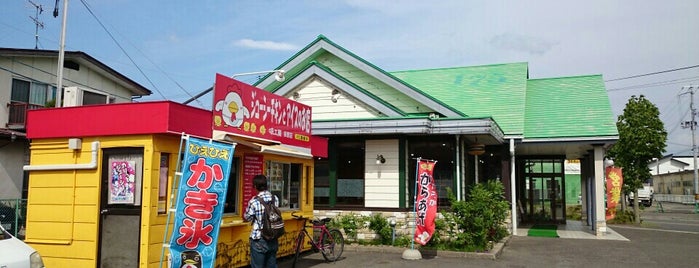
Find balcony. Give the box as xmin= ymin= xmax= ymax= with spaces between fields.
xmin=7 ymin=102 xmax=44 ymax=129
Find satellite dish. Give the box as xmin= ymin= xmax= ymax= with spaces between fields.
xmin=274 ymin=70 xmax=286 ymax=82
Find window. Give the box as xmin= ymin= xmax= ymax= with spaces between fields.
xmin=314 ymin=159 xmax=330 ymax=206
xmin=82 ymin=89 xmax=109 ymax=105
xmin=223 ymin=157 xmax=239 ymax=214
xmin=335 ymin=140 xmax=365 ymax=207
xmin=158 ymin=153 xmax=170 ymax=214
xmin=408 ymin=136 xmax=454 ymax=208
xmin=11 ymin=78 xmax=55 ymax=106
xmin=266 ymin=161 xmax=301 ymax=209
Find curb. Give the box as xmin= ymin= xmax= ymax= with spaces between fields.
xmin=344 ymin=235 xmax=511 ymax=260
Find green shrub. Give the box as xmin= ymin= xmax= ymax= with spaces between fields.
xmin=566 ymin=205 xmax=582 ymax=220
xmin=329 ymin=213 xmax=364 ymax=242
xmin=607 ymin=208 xmax=635 ymax=224
xmin=418 ymin=181 xmax=510 ymax=251
xmin=434 ymin=181 xmax=510 ymax=251
xmin=367 ymin=214 xmax=393 ymax=245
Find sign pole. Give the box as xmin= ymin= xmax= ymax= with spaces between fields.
xmin=402 ymin=158 xmax=422 ymax=260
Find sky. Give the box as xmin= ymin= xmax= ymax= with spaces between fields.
xmin=1 ymin=0 xmax=698 ymax=156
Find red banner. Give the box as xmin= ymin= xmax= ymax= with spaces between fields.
xmin=605 ymin=166 xmax=623 ymax=220
xmin=212 ymin=74 xmax=312 ymax=149
xmin=414 ymin=159 xmax=438 ymax=245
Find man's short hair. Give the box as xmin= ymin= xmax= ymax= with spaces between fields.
xmin=253 ymin=174 xmax=268 ymax=191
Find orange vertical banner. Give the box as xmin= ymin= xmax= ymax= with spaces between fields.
xmin=414 ymin=159 xmax=438 ymax=245
xmin=605 ymin=166 xmax=623 ymax=220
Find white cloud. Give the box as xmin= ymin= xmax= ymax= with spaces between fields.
xmin=489 ymin=33 xmax=557 ymax=55
xmin=234 ymin=39 xmax=298 ymax=51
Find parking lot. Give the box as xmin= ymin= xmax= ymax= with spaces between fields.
xmin=280 ymin=202 xmax=699 ymax=268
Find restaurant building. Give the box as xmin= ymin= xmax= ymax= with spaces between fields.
xmin=254 ymin=35 xmax=618 ymax=234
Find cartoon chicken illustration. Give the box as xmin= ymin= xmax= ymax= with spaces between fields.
xmin=214 ymin=91 xmax=249 ymax=128
xmin=180 ymin=250 xmax=202 ymax=268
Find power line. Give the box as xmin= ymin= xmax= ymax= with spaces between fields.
xmin=78 ymin=0 xmax=166 ymax=99
xmin=605 ymin=64 xmax=699 ymax=82
xmin=607 ymin=76 xmax=699 ymax=92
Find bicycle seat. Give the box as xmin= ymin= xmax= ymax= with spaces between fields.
xmin=312 ymin=218 xmax=332 ymax=226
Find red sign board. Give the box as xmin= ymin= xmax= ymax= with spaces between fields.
xmin=212 ymin=74 xmax=312 ymax=148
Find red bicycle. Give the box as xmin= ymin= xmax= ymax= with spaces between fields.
xmin=291 ymin=212 xmax=344 ymax=268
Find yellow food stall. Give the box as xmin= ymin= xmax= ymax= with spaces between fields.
xmin=23 ymin=76 xmax=324 ymax=268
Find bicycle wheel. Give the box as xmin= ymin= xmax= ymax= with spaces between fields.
xmin=320 ymin=229 xmax=344 ymax=262
xmin=292 ymin=232 xmax=305 ymax=268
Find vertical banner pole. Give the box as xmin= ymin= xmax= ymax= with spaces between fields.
xmin=410 ymin=157 xmax=421 ymax=250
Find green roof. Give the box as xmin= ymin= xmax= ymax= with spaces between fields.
xmin=525 ymin=75 xmax=618 ymax=138
xmin=391 ymin=62 xmax=529 ymax=135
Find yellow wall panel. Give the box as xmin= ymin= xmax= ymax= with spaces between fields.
xmin=74 ymin=204 xmax=98 ymax=223
xmin=27 ymin=172 xmax=73 ymax=187
xmin=34 ymin=240 xmax=97 ymax=259
xmin=26 ymin=204 xmax=72 ymax=222
xmin=74 ymin=187 xmax=99 ymax=205
xmin=72 ymin=222 xmax=97 ymax=241
xmin=26 ymin=221 xmax=72 ymax=240
xmin=43 ymin=257 xmax=95 ymax=268
xmin=75 ymin=174 xmax=101 ymax=187
xmin=28 ymin=187 xmax=73 ymax=204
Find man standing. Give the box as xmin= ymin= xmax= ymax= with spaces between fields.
xmin=243 ymin=174 xmax=279 ymax=268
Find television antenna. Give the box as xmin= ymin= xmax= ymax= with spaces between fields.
xmin=28 ymin=0 xmax=44 ymax=49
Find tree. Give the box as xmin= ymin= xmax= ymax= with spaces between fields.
xmin=606 ymin=95 xmax=667 ymax=224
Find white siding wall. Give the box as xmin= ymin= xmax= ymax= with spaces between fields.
xmin=315 ymin=52 xmax=433 ymax=114
xmin=364 ymin=139 xmax=399 ymax=208
xmin=293 ymin=77 xmax=378 ymax=120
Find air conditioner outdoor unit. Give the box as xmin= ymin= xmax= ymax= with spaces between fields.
xmin=63 ymin=86 xmax=110 ymax=107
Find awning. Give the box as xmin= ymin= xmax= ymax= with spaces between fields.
xmin=213 ymin=130 xmax=314 ymax=159
xmin=311 ymin=135 xmax=328 ymax=158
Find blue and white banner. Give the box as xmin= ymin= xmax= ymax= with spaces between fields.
xmin=169 ymin=137 xmax=235 ymax=268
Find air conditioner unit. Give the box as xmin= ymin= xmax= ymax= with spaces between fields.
xmin=63 ymin=86 xmax=110 ymax=107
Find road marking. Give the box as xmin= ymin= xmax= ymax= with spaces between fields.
xmin=610 ymin=224 xmax=699 ymax=235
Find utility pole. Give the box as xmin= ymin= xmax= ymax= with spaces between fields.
xmin=28 ymin=0 xmax=44 ymax=49
xmin=54 ymin=0 xmax=69 ymax=108
xmin=680 ymin=85 xmax=699 ymax=213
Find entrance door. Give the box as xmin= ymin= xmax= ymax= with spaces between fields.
xmin=98 ymin=149 xmax=144 ymax=267
xmin=527 ymin=176 xmax=565 ymax=223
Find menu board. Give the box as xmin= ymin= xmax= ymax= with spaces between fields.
xmin=242 ymin=153 xmax=264 ymax=212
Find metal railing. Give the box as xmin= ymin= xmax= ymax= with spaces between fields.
xmin=0 ymin=199 xmax=27 ymax=239
xmin=654 ymin=194 xmax=696 ymax=204
xmin=6 ymin=102 xmax=44 ymax=128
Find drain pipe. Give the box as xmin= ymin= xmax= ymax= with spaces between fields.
xmin=510 ymin=138 xmax=517 ymax=235
xmin=23 ymin=141 xmax=100 ymax=171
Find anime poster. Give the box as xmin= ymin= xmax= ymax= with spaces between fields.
xmin=109 ymin=160 xmax=136 ymax=204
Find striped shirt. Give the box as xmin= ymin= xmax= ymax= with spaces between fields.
xmin=243 ymin=191 xmax=279 ymax=240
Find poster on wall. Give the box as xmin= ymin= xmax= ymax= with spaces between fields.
xmin=168 ymin=137 xmax=236 ymax=268
xmin=242 ymin=153 xmax=264 ymax=210
xmin=414 ymin=159 xmax=438 ymax=246
xmin=109 ymin=160 xmax=136 ymax=204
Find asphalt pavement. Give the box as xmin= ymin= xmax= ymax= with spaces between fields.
xmin=277 ymin=203 xmax=699 ymax=268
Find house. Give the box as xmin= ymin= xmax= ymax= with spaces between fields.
xmin=0 ymin=48 xmax=151 ymax=200
xmin=254 ymin=35 xmax=618 ymax=235
xmin=649 ymin=155 xmax=698 ymax=203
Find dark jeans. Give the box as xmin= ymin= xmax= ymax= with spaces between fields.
xmin=250 ymin=238 xmax=279 ymax=268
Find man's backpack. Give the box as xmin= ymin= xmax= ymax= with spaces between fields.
xmin=254 ymin=195 xmax=285 ymax=240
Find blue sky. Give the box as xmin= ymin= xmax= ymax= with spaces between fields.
xmin=2 ymin=0 xmax=698 ymax=155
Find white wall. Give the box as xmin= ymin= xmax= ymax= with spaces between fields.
xmin=293 ymin=77 xmax=378 ymax=120
xmin=364 ymin=139 xmax=399 ymax=208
